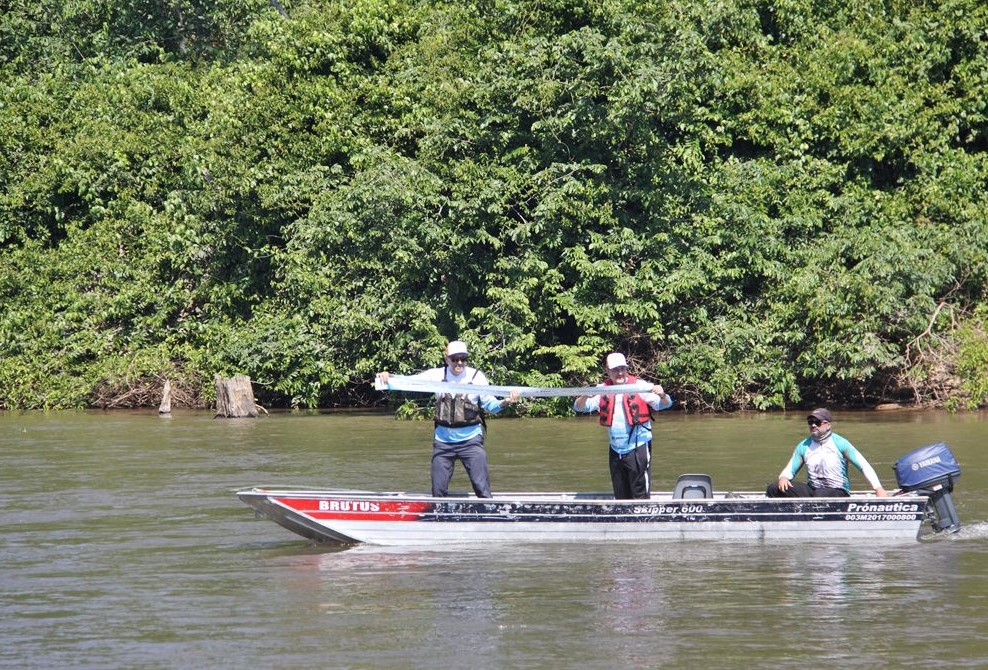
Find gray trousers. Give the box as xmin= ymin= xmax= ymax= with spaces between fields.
xmin=431 ymin=434 xmax=491 ymax=498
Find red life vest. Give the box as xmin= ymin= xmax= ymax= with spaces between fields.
xmin=598 ymin=375 xmax=653 ymax=427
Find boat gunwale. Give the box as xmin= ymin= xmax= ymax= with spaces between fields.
xmin=236 ymin=486 xmax=930 ymax=504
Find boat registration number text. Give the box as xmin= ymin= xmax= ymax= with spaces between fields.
xmin=844 ymin=502 xmax=921 ymax=522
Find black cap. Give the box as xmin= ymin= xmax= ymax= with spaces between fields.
xmin=807 ymin=408 xmax=832 ymax=423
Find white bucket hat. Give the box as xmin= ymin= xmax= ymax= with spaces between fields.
xmin=605 ymin=353 xmax=628 ymax=370
xmin=445 ymin=340 xmax=469 ymax=357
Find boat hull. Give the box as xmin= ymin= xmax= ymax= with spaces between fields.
xmin=237 ymin=488 xmax=931 ymax=546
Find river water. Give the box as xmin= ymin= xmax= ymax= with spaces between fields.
xmin=2 ymin=409 xmax=987 ymax=669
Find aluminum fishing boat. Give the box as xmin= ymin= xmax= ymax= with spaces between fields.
xmin=238 ymin=443 xmax=962 ymax=546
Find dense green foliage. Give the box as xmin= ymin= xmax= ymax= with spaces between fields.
xmin=2 ymin=0 xmax=987 ymax=411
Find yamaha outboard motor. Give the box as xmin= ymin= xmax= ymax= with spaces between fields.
xmin=894 ymin=442 xmax=962 ymax=533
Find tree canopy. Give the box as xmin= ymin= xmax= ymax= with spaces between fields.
xmin=2 ymin=0 xmax=987 ymax=411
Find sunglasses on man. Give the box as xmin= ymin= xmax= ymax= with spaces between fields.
xmin=807 ymin=418 xmax=827 ymax=427
xmin=448 ymin=356 xmax=468 ymax=364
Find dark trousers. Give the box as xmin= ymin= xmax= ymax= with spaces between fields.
xmin=765 ymin=481 xmax=849 ymax=498
xmin=431 ymin=434 xmax=492 ymax=498
xmin=609 ymin=442 xmax=652 ymax=500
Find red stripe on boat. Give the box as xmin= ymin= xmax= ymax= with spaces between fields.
xmin=275 ymin=497 xmax=432 ymax=521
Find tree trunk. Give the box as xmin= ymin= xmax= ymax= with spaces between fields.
xmin=214 ymin=375 xmax=258 ymax=418
xmin=158 ymin=380 xmax=172 ymax=414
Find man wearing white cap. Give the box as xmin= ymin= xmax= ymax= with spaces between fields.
xmin=377 ymin=340 xmax=519 ymax=498
xmin=574 ymin=352 xmax=673 ymax=499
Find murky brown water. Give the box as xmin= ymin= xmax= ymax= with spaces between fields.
xmin=3 ymin=409 xmax=987 ymax=668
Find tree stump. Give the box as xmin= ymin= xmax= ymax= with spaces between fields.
xmin=214 ymin=374 xmax=258 ymax=418
xmin=158 ymin=380 xmax=172 ymax=415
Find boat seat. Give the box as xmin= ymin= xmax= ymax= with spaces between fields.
xmin=673 ymin=474 xmax=713 ymax=499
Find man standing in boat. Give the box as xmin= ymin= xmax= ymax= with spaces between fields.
xmin=573 ymin=353 xmax=673 ymax=499
xmin=766 ymin=408 xmax=888 ymax=498
xmin=376 ymin=340 xmax=520 ymax=498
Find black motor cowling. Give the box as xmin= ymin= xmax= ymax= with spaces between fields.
xmin=894 ymin=442 xmax=962 ymax=533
